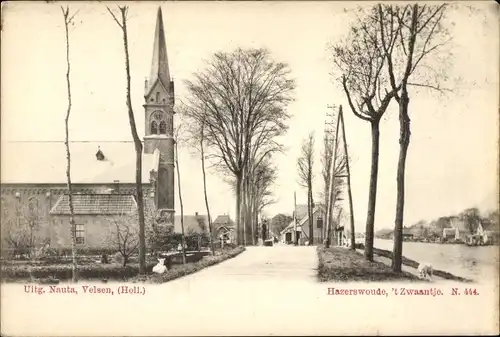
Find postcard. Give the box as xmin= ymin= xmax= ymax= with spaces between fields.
xmin=1 ymin=1 xmax=498 ymax=336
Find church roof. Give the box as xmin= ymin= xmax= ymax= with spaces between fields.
xmin=146 ymin=7 xmax=171 ymax=96
xmin=1 ymin=141 xmax=157 ymax=185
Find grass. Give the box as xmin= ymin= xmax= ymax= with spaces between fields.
xmin=317 ymin=246 xmax=422 ymax=282
xmin=128 ymin=246 xmax=246 ymax=284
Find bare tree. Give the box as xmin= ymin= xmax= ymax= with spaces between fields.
xmin=321 ymin=120 xmax=348 ymax=242
xmin=1 ymin=197 xmax=49 ymax=259
xmin=372 ymin=4 xmax=451 ymax=271
xmin=459 ymin=207 xmax=481 ymax=235
xmin=297 ymin=132 xmax=315 ymax=245
xmin=331 ymin=10 xmax=400 ymax=260
xmin=107 ymin=214 xmax=139 ymax=267
xmin=180 ymin=107 xmax=216 ymax=255
xmin=61 ymin=6 xmax=79 ymax=282
xmin=107 ymin=6 xmax=147 ymax=274
xmin=174 ymin=126 xmax=187 ymax=264
xmin=251 ymin=158 xmax=277 ymax=242
xmin=199 ymin=120 xmax=215 ymax=254
xmin=183 ymin=48 xmax=295 ymax=245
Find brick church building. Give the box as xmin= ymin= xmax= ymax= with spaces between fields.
xmin=1 ymin=8 xmax=176 ymax=250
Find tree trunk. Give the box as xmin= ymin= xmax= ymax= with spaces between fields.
xmin=175 ymin=140 xmax=187 ymax=264
xmin=339 ymin=107 xmax=356 ymax=250
xmin=249 ymin=190 xmax=256 ymax=246
xmin=200 ymin=128 xmax=215 ymax=255
xmin=119 ymin=9 xmax=146 ymax=274
xmin=254 ymin=204 xmax=259 ymax=244
xmin=392 ymin=90 xmax=411 ymax=272
xmin=308 ymin=186 xmax=313 ymax=245
xmin=62 ymin=8 xmax=78 ymax=283
xmin=235 ymin=173 xmax=242 ymax=245
xmin=241 ymin=174 xmax=247 ymax=246
xmin=364 ymin=120 xmax=381 ymax=261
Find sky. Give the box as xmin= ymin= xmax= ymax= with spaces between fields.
xmin=1 ymin=1 xmax=498 ymax=231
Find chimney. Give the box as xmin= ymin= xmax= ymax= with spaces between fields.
xmin=113 ymin=180 xmax=120 ymax=193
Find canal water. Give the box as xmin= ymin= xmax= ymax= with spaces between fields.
xmin=374 ymin=238 xmax=499 ymax=282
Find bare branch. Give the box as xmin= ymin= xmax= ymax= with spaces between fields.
xmin=106 ymin=6 xmax=123 ymax=29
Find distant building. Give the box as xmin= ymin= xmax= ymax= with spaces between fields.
xmin=402 ymin=228 xmax=414 ymax=240
xmin=441 ymin=216 xmax=481 ymax=243
xmin=174 ymin=212 xmax=209 ymax=235
xmin=280 ymin=204 xmax=333 ymax=245
xmin=474 ymin=220 xmax=499 ymax=245
xmin=213 ymin=215 xmax=235 ymax=244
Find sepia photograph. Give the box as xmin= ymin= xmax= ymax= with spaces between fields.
xmin=1 ymin=0 xmax=498 ymax=335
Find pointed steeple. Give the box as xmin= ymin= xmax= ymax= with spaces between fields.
xmin=146 ymin=6 xmax=171 ymax=96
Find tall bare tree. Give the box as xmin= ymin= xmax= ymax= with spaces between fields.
xmin=321 ymin=118 xmax=348 ymax=242
xmin=199 ymin=119 xmax=215 ymax=254
xmin=373 ymin=4 xmax=451 ymax=271
xmin=184 ymin=48 xmax=295 ymax=245
xmin=107 ymin=6 xmax=147 ymax=274
xmin=61 ymin=6 xmax=79 ymax=282
xmin=297 ymin=132 xmax=315 ymax=245
xmin=251 ymin=158 xmax=277 ymax=242
xmin=331 ymin=12 xmax=400 ymax=260
xmin=174 ymin=126 xmax=187 ymax=264
xmin=180 ymin=107 xmax=216 ymax=255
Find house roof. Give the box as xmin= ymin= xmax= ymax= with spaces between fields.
xmin=294 ymin=204 xmax=309 ymax=221
xmin=402 ymin=228 xmax=413 ymax=235
xmin=281 ymin=204 xmax=327 ymax=233
xmin=50 ymin=194 xmax=138 ymax=215
xmin=173 ymin=214 xmax=209 ymax=234
xmin=449 ymin=217 xmax=479 ymax=232
xmin=213 ymin=215 xmax=234 ymax=228
xmin=1 ymin=141 xmax=157 ymax=184
xmin=481 ymin=220 xmax=499 ymax=232
xmin=217 ymin=225 xmax=234 ymax=233
xmin=298 ymin=205 xmax=326 ymax=226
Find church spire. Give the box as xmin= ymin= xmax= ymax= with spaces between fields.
xmin=146 ymin=6 xmax=170 ymax=96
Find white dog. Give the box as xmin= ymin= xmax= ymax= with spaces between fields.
xmin=152 ymin=258 xmax=167 ymax=274
xmin=417 ymin=262 xmax=433 ymax=280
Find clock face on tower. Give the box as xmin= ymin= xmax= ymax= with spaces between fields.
xmin=153 ymin=111 xmax=163 ymax=120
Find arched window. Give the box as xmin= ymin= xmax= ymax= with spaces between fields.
xmin=151 ymin=121 xmax=158 ymax=134
xmin=156 ymin=92 xmax=160 ymax=102
xmin=159 ymin=121 xmax=166 ymax=134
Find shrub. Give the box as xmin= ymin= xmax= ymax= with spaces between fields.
xmin=1 ymin=262 xmax=157 ymax=281
xmin=112 ymin=252 xmax=124 ymax=264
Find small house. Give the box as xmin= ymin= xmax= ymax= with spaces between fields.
xmin=476 ymin=220 xmax=500 ymax=245
xmin=174 ymin=212 xmax=209 ymax=235
xmin=213 ymin=215 xmax=235 ymax=244
xmin=402 ymin=228 xmax=414 ymax=240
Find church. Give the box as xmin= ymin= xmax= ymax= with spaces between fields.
xmin=1 ymin=8 xmax=176 ymax=249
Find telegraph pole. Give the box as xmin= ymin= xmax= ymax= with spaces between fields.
xmin=325 ymin=105 xmax=341 ymax=248
xmin=324 ymin=110 xmax=336 ymax=242
xmin=339 ymin=106 xmax=356 ymax=249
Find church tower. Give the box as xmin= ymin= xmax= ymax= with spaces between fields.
xmin=144 ymin=7 xmax=175 ymax=222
